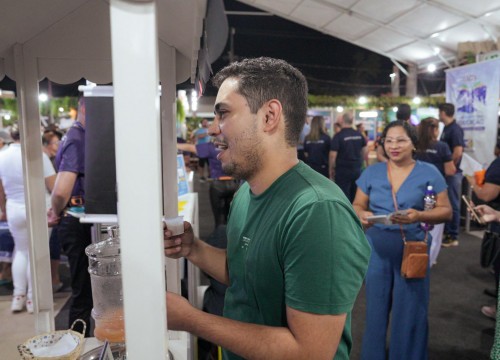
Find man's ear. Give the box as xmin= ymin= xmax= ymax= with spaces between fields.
xmin=263 ymin=99 xmax=282 ymax=132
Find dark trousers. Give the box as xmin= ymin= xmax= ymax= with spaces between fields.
xmin=49 ymin=224 xmax=61 ymax=260
xmin=491 ymin=223 xmax=500 ymax=292
xmin=58 ymin=217 xmax=93 ymax=336
xmin=335 ymin=167 xmax=361 ymax=203
xmin=209 ymin=180 xmax=239 ymax=227
xmin=444 ymin=173 xmax=463 ymax=238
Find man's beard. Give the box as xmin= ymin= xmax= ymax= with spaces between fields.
xmin=221 ymin=122 xmax=263 ymax=181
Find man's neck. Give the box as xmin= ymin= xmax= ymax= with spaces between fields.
xmin=443 ymin=117 xmax=454 ymax=126
xmin=247 ymin=149 xmax=299 ymax=196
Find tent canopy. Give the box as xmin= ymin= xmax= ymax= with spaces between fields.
xmin=237 ymin=0 xmax=500 ymax=71
xmin=0 ymin=0 xmax=207 ymax=84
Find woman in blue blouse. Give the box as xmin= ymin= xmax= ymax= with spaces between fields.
xmin=353 ymin=120 xmax=452 ymax=360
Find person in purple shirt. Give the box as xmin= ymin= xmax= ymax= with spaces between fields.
xmin=178 ymin=139 xmax=239 ymax=228
xmin=47 ymin=98 xmax=92 ymax=336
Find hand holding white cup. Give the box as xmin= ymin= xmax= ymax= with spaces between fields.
xmin=163 ymin=216 xmax=185 ymax=236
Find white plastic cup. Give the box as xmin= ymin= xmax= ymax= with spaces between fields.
xmin=163 ymin=216 xmax=184 ymax=236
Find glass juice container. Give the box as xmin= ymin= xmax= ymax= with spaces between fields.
xmin=86 ymin=226 xmax=124 ymax=343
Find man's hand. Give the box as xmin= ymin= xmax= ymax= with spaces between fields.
xmin=47 ymin=208 xmax=61 ymax=227
xmin=475 ymin=204 xmax=500 ymax=223
xmin=0 ymin=212 xmax=6 ymax=222
xmin=164 ymin=221 xmax=195 ymax=259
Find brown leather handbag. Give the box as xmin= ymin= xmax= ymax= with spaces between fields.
xmin=401 ymin=240 xmax=428 ymax=279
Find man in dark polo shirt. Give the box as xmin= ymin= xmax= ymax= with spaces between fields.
xmin=177 ymin=140 xmax=239 ymax=228
xmin=329 ymin=112 xmax=367 ymax=202
xmin=439 ymin=103 xmax=465 ymax=247
xmin=48 ymin=98 xmax=92 ymax=336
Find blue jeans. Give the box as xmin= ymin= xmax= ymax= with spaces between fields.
xmin=444 ymin=172 xmax=463 ymax=238
xmin=361 ymin=227 xmax=429 ymax=360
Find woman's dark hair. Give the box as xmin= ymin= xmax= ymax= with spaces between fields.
xmin=380 ymin=120 xmax=418 ymax=158
xmin=10 ymin=124 xmax=20 ymax=141
xmin=416 ymin=117 xmax=439 ymax=153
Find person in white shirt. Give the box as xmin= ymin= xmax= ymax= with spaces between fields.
xmin=0 ymin=125 xmax=56 ymax=313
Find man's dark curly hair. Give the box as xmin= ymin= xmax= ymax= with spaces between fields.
xmin=212 ymin=57 xmax=308 ymax=147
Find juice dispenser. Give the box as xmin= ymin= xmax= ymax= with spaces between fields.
xmin=86 ymin=226 xmax=124 ymax=343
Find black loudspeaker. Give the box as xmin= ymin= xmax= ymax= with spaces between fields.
xmin=84 ymin=97 xmax=117 ymax=214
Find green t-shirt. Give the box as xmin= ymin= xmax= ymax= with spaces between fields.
xmin=223 ymin=161 xmax=371 ymax=359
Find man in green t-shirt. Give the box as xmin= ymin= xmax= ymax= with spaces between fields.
xmin=164 ymin=57 xmax=371 ymax=359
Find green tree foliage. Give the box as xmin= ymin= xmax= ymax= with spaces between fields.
xmin=0 ymin=97 xmax=78 ymax=127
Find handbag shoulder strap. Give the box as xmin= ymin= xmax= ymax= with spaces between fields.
xmin=387 ymin=162 xmax=428 ymax=244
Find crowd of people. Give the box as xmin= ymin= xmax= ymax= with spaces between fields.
xmin=1 ymin=56 xmax=499 ymax=359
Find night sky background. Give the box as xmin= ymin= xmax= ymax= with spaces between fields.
xmin=199 ymin=0 xmax=447 ymax=97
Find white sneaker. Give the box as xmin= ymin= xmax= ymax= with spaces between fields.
xmin=11 ymin=295 xmax=26 ymax=312
xmin=26 ymin=299 xmax=34 ymax=314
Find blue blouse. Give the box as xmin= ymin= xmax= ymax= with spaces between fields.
xmin=356 ymin=161 xmax=447 ymax=237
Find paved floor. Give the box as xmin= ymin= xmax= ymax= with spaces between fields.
xmin=0 ymin=290 xmax=71 ymax=359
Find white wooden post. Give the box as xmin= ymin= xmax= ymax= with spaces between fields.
xmin=13 ymin=44 xmax=54 ymax=333
xmin=110 ymin=1 xmax=168 ymax=358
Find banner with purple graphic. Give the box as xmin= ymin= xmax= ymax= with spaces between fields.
xmin=446 ymin=58 xmax=500 ymax=166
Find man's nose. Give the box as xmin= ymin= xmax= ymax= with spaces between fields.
xmin=208 ymin=119 xmax=220 ymax=136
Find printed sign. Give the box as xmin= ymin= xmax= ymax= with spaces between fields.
xmin=177 ymin=154 xmax=189 ymax=197
xmin=446 ymin=58 xmax=500 ymax=166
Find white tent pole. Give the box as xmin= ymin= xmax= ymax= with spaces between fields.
xmin=160 ymin=42 xmax=182 ymax=299
xmin=160 ymin=42 xmax=178 ymax=220
xmin=13 ymin=44 xmax=54 ymax=333
xmin=110 ymin=1 xmax=168 ymax=359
